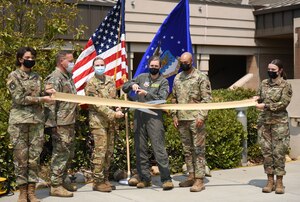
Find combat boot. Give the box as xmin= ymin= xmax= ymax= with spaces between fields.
xmin=190 ymin=178 xmax=205 ymax=192
xmin=262 ymin=174 xmax=275 ymax=193
xmin=128 ymin=174 xmax=140 ymax=186
xmin=275 ymin=176 xmax=285 ymax=194
xmin=17 ymin=184 xmax=27 ymax=202
xmin=179 ymin=172 xmax=194 ymax=187
xmin=162 ymin=181 xmax=174 ymax=191
xmin=27 ymin=183 xmax=40 ymax=202
xmin=104 ymin=174 xmax=116 ymax=190
xmin=93 ymin=182 xmax=112 ymax=192
xmin=50 ymin=185 xmax=74 ymax=197
xmin=136 ymin=181 xmax=151 ymax=188
xmin=63 ymin=181 xmax=77 ymax=192
xmin=105 ymin=181 xmax=116 ymax=190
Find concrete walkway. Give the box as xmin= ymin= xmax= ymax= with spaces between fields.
xmin=1 ymin=160 xmax=299 ymax=202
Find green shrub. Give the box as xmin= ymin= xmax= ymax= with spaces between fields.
xmin=163 ymin=113 xmax=184 ymax=174
xmin=206 ymin=109 xmax=245 ymax=169
xmin=212 ymin=88 xmax=262 ymax=163
xmin=247 ymin=143 xmax=263 ymax=163
xmin=71 ymin=109 xmax=93 ymax=172
xmin=111 ymin=112 xmax=136 ymax=177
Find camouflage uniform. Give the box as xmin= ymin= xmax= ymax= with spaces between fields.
xmin=122 ymin=73 xmax=172 ymax=183
xmin=257 ymin=78 xmax=292 ymax=176
xmin=7 ymin=69 xmax=45 ymax=186
xmin=171 ymin=68 xmax=212 ymax=179
xmin=84 ymin=75 xmax=117 ymax=183
xmin=44 ymin=68 xmax=77 ymax=186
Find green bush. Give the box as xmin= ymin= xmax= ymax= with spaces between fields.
xmin=212 ymin=88 xmax=262 ymax=162
xmin=163 ymin=113 xmax=184 ymax=174
xmin=71 ymin=109 xmax=93 ymax=172
xmin=111 ymin=112 xmax=136 ymax=177
xmin=206 ymin=109 xmax=244 ymax=169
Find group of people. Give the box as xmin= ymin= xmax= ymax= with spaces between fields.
xmin=7 ymin=48 xmax=79 ymax=202
xmin=7 ymin=46 xmax=292 ymax=202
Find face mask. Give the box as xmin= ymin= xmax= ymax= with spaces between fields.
xmin=66 ymin=62 xmax=75 ymax=74
xmin=268 ymin=71 xmax=278 ymax=79
xmin=23 ymin=59 xmax=35 ymax=68
xmin=149 ymin=68 xmax=160 ymax=75
xmin=180 ymin=63 xmax=191 ymax=71
xmin=94 ymin=65 xmax=106 ymax=75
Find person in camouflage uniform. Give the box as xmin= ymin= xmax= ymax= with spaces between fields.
xmin=254 ymin=59 xmax=292 ymax=194
xmin=84 ymin=56 xmax=124 ymax=192
xmin=7 ymin=47 xmax=53 ymax=202
xmin=44 ymin=51 xmax=78 ymax=197
xmin=171 ymin=52 xmax=212 ymax=192
xmin=122 ymin=56 xmax=174 ymax=191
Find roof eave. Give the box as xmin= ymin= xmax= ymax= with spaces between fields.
xmin=254 ymin=4 xmax=300 ymax=15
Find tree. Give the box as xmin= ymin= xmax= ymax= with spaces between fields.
xmin=0 ymin=0 xmax=86 ymax=187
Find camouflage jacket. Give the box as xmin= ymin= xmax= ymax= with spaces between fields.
xmin=7 ymin=68 xmax=44 ymax=124
xmin=44 ymin=68 xmax=77 ymax=127
xmin=171 ymin=68 xmax=212 ymax=121
xmin=122 ymin=73 xmax=169 ymax=102
xmin=257 ymin=78 xmax=292 ymax=124
xmin=84 ymin=75 xmax=117 ymax=128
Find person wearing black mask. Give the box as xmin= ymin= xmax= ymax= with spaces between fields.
xmin=171 ymin=52 xmax=212 ymax=192
xmin=6 ymin=47 xmax=53 ymax=202
xmin=122 ymin=56 xmax=174 ymax=191
xmin=254 ymin=59 xmax=292 ymax=194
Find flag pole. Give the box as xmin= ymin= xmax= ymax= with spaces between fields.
xmin=118 ymin=0 xmax=131 ymax=185
xmin=118 ymin=94 xmax=131 ymax=185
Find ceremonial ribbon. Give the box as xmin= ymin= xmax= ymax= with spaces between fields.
xmin=52 ymin=92 xmax=256 ymax=110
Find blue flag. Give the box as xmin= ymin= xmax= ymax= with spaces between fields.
xmin=134 ymin=0 xmax=192 ymax=91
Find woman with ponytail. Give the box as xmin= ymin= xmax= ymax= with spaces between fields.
xmin=254 ymin=59 xmax=293 ymax=194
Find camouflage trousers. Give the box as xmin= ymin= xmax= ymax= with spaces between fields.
xmin=91 ymin=124 xmax=115 ymax=183
xmin=8 ymin=123 xmax=44 ymax=186
xmin=258 ymin=123 xmax=290 ymax=176
xmin=178 ymin=120 xmax=206 ymax=179
xmin=50 ymin=124 xmax=75 ymax=186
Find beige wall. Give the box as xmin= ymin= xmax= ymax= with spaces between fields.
xmin=125 ymin=0 xmax=256 ymax=47
xmin=190 ymin=3 xmax=256 ymax=46
xmin=294 ymin=18 xmax=300 ymax=79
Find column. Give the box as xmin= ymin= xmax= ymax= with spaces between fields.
xmin=198 ymin=54 xmax=210 ymax=75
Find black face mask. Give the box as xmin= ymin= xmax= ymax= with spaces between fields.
xmin=149 ymin=68 xmax=160 ymax=75
xmin=23 ymin=59 xmax=36 ymax=68
xmin=268 ymin=71 xmax=278 ymax=79
xmin=180 ymin=63 xmax=192 ymax=71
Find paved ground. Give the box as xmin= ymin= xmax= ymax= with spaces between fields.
xmin=1 ymin=160 xmax=300 ymax=202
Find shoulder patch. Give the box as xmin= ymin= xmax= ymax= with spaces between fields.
xmin=9 ymin=81 xmax=16 ymax=91
xmin=206 ymin=84 xmax=211 ymax=90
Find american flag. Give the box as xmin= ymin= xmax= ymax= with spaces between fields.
xmin=72 ymin=0 xmax=128 ymax=95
